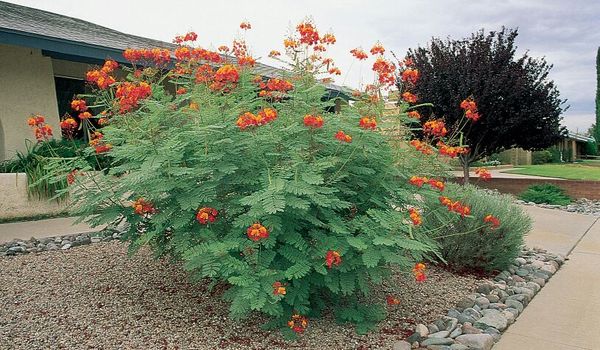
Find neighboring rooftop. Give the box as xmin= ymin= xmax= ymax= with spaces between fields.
xmin=0 ymin=0 xmax=351 ymax=97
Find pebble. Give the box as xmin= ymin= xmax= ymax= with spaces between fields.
xmin=475 ymin=297 xmax=490 ymax=309
xmin=474 ymin=309 xmax=507 ymax=331
xmin=0 ymin=231 xmax=118 ymax=256
xmin=505 ymin=300 xmax=524 ymax=313
xmin=455 ymin=334 xmax=494 ymax=350
xmin=393 ymin=340 xmax=412 ymax=350
xmin=61 ymin=243 xmax=72 ymax=250
xmin=461 ymin=323 xmax=482 ymax=334
xmin=456 ymin=297 xmax=475 ymax=311
xmin=421 ymin=337 xmax=454 ymax=346
xmin=415 ymin=324 xmax=429 ymax=337
xmin=429 ymin=331 xmax=450 ymax=338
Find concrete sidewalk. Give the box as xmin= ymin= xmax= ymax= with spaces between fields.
xmin=451 ymin=168 xmax=563 ymax=180
xmin=0 ymin=217 xmax=98 ymax=243
xmin=494 ymin=207 xmax=600 ymax=349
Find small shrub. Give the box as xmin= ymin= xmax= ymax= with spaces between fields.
xmin=519 ymin=183 xmax=571 ymax=205
xmin=583 ymin=141 xmax=598 ymax=156
xmin=532 ymin=149 xmax=552 ymax=164
xmin=423 ymin=183 xmax=530 ymax=271
xmin=548 ymin=146 xmax=562 ymax=163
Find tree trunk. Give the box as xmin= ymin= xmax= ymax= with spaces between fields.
xmin=460 ymin=155 xmax=470 ymax=185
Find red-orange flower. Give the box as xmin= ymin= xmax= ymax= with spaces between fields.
xmin=439 ymin=196 xmax=471 ymax=217
xmin=402 ymin=92 xmax=418 ymax=103
xmin=78 ymin=111 xmax=92 ymax=120
xmin=413 ymin=262 xmax=426 ymax=282
xmin=60 ymin=117 xmax=78 ymax=137
xmin=66 ymin=169 xmax=78 ymax=185
xmin=288 ymin=314 xmax=308 ymax=333
xmin=423 ymin=119 xmax=448 ymax=137
xmin=70 ymin=99 xmax=88 ymax=112
xmin=89 ymin=131 xmax=112 ymax=154
xmin=284 ymin=38 xmax=299 ymax=49
xmin=407 ymin=111 xmax=421 ymax=119
xmin=409 ymin=176 xmax=428 ymax=188
xmin=359 ymin=116 xmax=377 ymax=130
xmin=475 ymin=167 xmax=492 ymax=181
xmin=370 ymin=42 xmax=385 ymax=55
xmin=460 ymin=97 xmax=481 ymax=122
xmin=334 ymin=130 xmax=352 ymax=143
xmin=173 ymin=32 xmax=198 ymax=44
xmin=437 ymin=141 xmax=469 ymax=158
xmin=196 ymin=207 xmax=218 ymax=224
xmin=237 ymin=108 xmax=278 ymax=129
xmin=176 ymin=87 xmax=187 ymax=95
xmin=350 ymin=48 xmax=368 ymax=60
xmin=247 ymin=223 xmax=269 ymax=241
xmin=409 ymin=208 xmax=422 ymax=226
xmin=320 ymin=33 xmax=336 ymax=45
xmin=325 ymin=250 xmax=342 ymax=268
xmin=27 ymin=115 xmax=53 ymax=141
xmin=386 ymin=295 xmax=401 ymax=305
xmin=296 ymin=21 xmax=320 ymax=45
xmin=115 ymin=82 xmax=152 ymax=113
xmin=372 ymin=57 xmax=396 ymax=86
xmin=132 ymin=198 xmax=157 ymax=216
xmin=483 ymin=214 xmax=501 ymax=229
xmin=272 ymin=281 xmax=287 ymax=295
xmin=328 ymin=67 xmax=341 ymax=75
xmin=240 ymin=21 xmax=251 ymax=30
xmin=268 ymin=50 xmax=281 ymax=57
xmin=428 ymin=179 xmax=445 ymax=191
xmin=401 ymin=68 xmax=419 ymax=84
xmin=303 ymin=114 xmax=324 ymax=128
xmin=210 ymin=64 xmax=239 ymax=91
xmin=410 ymin=139 xmax=434 ymax=155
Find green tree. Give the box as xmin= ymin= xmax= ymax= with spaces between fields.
xmin=407 ymin=28 xmax=567 ymax=182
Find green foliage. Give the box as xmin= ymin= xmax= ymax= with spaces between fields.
xmin=532 ymin=149 xmax=553 ymax=164
xmin=583 ymin=141 xmax=598 ymax=156
xmin=424 ymin=183 xmax=530 ymax=271
xmin=57 ymin=56 xmax=451 ymax=336
xmin=519 ymin=183 xmax=571 ymax=205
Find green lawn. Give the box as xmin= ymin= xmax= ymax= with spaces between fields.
xmin=502 ymin=163 xmax=600 ymax=180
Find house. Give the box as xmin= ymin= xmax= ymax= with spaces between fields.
xmin=557 ymin=131 xmax=596 ymax=161
xmin=0 ymin=1 xmax=351 ymax=161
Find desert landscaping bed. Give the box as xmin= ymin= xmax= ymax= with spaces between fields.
xmin=0 ymin=240 xmax=484 ymax=350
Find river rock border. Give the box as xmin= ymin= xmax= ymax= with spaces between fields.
xmin=393 ymin=247 xmax=565 ymax=350
xmin=0 ymin=229 xmax=122 ymax=256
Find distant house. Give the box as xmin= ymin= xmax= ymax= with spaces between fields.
xmin=557 ymin=131 xmax=596 ymax=161
xmin=0 ymin=1 xmax=350 ymax=161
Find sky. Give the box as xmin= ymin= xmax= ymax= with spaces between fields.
xmin=7 ymin=0 xmax=600 ymax=133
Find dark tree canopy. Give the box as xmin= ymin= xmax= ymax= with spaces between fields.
xmin=406 ymin=27 xmax=566 ymax=167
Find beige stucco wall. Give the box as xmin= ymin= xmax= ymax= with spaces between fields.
xmin=0 ymin=44 xmax=61 ymax=161
xmin=0 ymin=173 xmax=68 ymax=220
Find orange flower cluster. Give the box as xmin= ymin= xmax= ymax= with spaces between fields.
xmin=359 ymin=116 xmax=377 ymax=130
xmin=268 ymin=50 xmax=281 ymax=57
xmin=408 ymin=208 xmax=422 ymax=226
xmin=288 ymin=314 xmax=308 ymax=333
xmin=423 ymin=119 xmax=448 ymax=137
xmin=123 ymin=48 xmax=171 ymax=65
xmin=439 ymin=196 xmax=471 ymax=217
xmin=237 ymin=108 xmax=278 ymax=129
xmin=89 ymin=131 xmax=112 ymax=154
xmin=350 ymin=48 xmax=368 ymax=60
xmin=334 ymin=130 xmax=352 ymax=143
xmin=133 ymin=198 xmax=157 ymax=216
xmin=196 ymin=207 xmax=218 ymax=224
xmin=409 ymin=176 xmax=445 ymax=191
xmin=218 ymin=45 xmax=230 ymax=53
xmin=71 ymin=99 xmax=87 ymax=112
xmin=272 ymin=281 xmax=287 ymax=295
xmin=410 ymin=140 xmax=434 ymax=155
xmin=115 ymin=82 xmax=152 ymax=113
xmin=372 ymin=57 xmax=396 ymax=86
xmin=27 ymin=115 xmax=53 ymax=141
xmin=370 ymin=42 xmax=385 ymax=55
xmin=303 ymin=114 xmax=324 ymax=128
xmin=284 ymin=38 xmax=299 ymax=49
xmin=407 ymin=111 xmax=421 ymax=119
xmin=86 ymin=60 xmax=118 ymax=89
xmin=413 ymin=262 xmax=426 ymax=282
xmin=321 ymin=33 xmax=336 ymax=45
xmin=172 ymin=31 xmax=197 ymax=44
xmin=176 ymin=87 xmax=187 ymax=95
xmin=240 ymin=21 xmax=251 ymax=30
xmin=475 ymin=167 xmax=492 ymax=181
xmin=195 ymin=64 xmax=215 ymax=84
xmin=402 ymin=92 xmax=418 ymax=103
xmin=401 ymin=68 xmax=419 ymax=84
xmin=98 ymin=117 xmax=109 ymax=126
xmin=325 ymin=250 xmax=342 ymax=268
xmin=66 ymin=169 xmax=79 ymax=185
xmin=258 ymin=78 xmax=293 ymax=98
xmin=437 ymin=141 xmax=469 ymax=158
xmin=461 ymin=97 xmax=481 ymax=122
xmin=211 ymin=64 xmax=239 ymax=91
xmin=484 ymin=214 xmax=500 ymax=229
xmin=296 ymin=21 xmax=320 ymax=45
xmin=247 ymin=223 xmax=269 ymax=241
xmin=386 ymin=295 xmax=401 ymax=305
xmin=60 ymin=117 xmax=78 ymax=138
xmin=78 ymin=111 xmax=92 ymax=119
xmin=328 ymin=67 xmax=341 ymax=75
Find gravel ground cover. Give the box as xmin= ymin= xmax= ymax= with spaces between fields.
xmin=0 ymin=241 xmax=483 ymax=349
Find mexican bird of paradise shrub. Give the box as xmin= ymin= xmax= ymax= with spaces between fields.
xmin=42 ymin=18 xmax=509 ymax=338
